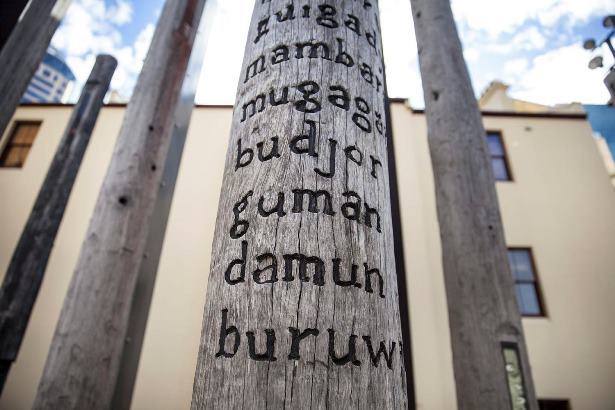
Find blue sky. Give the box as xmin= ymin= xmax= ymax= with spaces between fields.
xmin=51 ymin=0 xmax=614 ymax=107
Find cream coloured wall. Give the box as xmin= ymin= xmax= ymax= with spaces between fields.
xmin=1 ymin=103 xmax=614 ymax=410
xmin=0 ymin=106 xmax=125 ymax=408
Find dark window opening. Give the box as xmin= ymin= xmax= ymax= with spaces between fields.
xmin=508 ymin=248 xmax=545 ymax=317
xmin=538 ymin=399 xmax=570 ymax=410
xmin=0 ymin=121 xmax=41 ymax=168
xmin=487 ymin=131 xmax=512 ymax=181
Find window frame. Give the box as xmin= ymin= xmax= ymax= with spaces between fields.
xmin=537 ymin=399 xmax=571 ymax=410
xmin=508 ymin=247 xmax=547 ymax=318
xmin=486 ymin=130 xmax=514 ymax=182
xmin=0 ymin=120 xmax=42 ymax=168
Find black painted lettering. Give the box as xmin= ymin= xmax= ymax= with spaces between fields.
xmin=256 ymin=136 xmax=281 ymax=161
xmin=254 ymin=16 xmax=270 ymax=44
xmin=344 ymin=145 xmax=363 ymax=165
xmin=215 ymin=309 xmax=240 ymax=358
xmin=271 ymin=45 xmax=290 ymax=65
xmin=366 ymin=28 xmax=377 ymax=53
xmin=362 ymin=336 xmax=395 ymax=369
xmin=253 ymin=253 xmax=278 ymax=284
xmin=258 ymin=192 xmax=286 ymax=217
xmin=245 ymin=55 xmax=265 ymax=83
xmin=375 ymin=110 xmax=383 ymax=135
xmin=328 ymin=85 xmax=350 ymax=111
xmin=327 ymin=329 xmax=361 ymax=366
xmin=235 ymin=138 xmax=254 ymax=170
xmin=295 ymin=41 xmax=331 ymax=60
xmin=275 ymin=4 xmax=294 ymax=22
xmin=344 ymin=14 xmax=361 ymax=35
xmin=289 ymin=119 xmax=318 ymax=157
xmin=283 ymin=253 xmax=325 ymax=285
xmin=370 ymin=155 xmax=382 ymax=178
xmin=364 ymin=202 xmax=382 ymax=233
xmin=292 ymin=188 xmax=335 ymax=216
xmin=224 ymin=241 xmax=248 ymax=285
xmin=364 ymin=263 xmax=384 ymax=298
xmin=269 ymin=86 xmax=289 ymax=106
xmin=288 ymin=327 xmax=319 ymax=360
xmin=341 ymin=191 xmax=361 ymax=222
xmin=353 ymin=97 xmax=372 ymax=132
xmin=246 ymin=329 xmax=277 ymax=361
xmin=316 ymin=5 xmax=338 ymax=28
xmin=295 ymin=81 xmax=321 ymax=113
xmin=359 ymin=62 xmax=373 ymax=85
xmin=314 ymin=138 xmax=337 ymax=178
xmin=334 ymin=38 xmax=354 ymax=67
xmin=230 ymin=191 xmax=253 ymax=239
xmin=241 ymin=93 xmax=266 ymax=121
xmin=332 ymin=258 xmax=361 ymax=288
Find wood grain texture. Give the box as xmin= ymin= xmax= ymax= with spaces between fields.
xmin=0 ymin=0 xmax=70 ymax=136
xmin=32 ymin=1 xmax=205 ymax=408
xmin=191 ymin=1 xmax=407 ymax=408
xmin=0 ymin=55 xmax=116 ymax=394
xmin=409 ymin=0 xmax=538 ymax=409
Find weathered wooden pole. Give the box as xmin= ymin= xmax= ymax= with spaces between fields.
xmin=33 ymin=0 xmax=206 ymax=408
xmin=409 ymin=0 xmax=538 ymax=409
xmin=0 ymin=54 xmax=117 ymax=394
xmin=0 ymin=0 xmax=72 ymax=135
xmin=191 ymin=1 xmax=408 ymax=408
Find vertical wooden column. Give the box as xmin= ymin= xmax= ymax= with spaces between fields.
xmin=33 ymin=0 xmax=206 ymax=408
xmin=0 ymin=0 xmax=72 ymax=135
xmin=410 ymin=0 xmax=538 ymax=409
xmin=0 ymin=55 xmax=117 ymax=394
xmin=191 ymin=1 xmax=407 ymax=408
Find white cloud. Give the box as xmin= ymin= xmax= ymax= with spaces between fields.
xmin=51 ymin=0 xmax=152 ymax=101
xmin=107 ymin=0 xmax=133 ymax=25
xmin=510 ymin=26 xmax=547 ymax=50
xmin=452 ymin=0 xmax=611 ymax=36
xmin=511 ymin=44 xmax=610 ymax=105
xmin=504 ymin=58 xmax=530 ymax=77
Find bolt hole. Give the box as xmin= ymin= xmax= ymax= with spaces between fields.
xmin=148 ymin=125 xmax=154 ymax=131
xmin=151 ymin=164 xmax=157 ymax=171
xmin=488 ymin=225 xmax=494 ymax=230
xmin=118 ymin=196 xmax=129 ymax=206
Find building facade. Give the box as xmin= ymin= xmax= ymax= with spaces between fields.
xmin=1 ymin=102 xmax=614 ymax=409
xmin=20 ymin=48 xmax=75 ymax=104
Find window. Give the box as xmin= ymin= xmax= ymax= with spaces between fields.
xmin=538 ymin=399 xmax=570 ymax=410
xmin=508 ymin=248 xmax=545 ymax=316
xmin=487 ymin=131 xmax=512 ymax=181
xmin=0 ymin=121 xmax=41 ymax=168
xmin=502 ymin=343 xmax=529 ymax=410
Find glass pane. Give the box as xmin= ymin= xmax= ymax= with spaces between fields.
xmin=492 ymin=157 xmax=510 ymax=180
xmin=509 ymin=250 xmax=534 ymax=281
xmin=1 ymin=146 xmax=29 ymax=167
xmin=516 ymin=284 xmax=541 ymax=315
xmin=502 ymin=345 xmax=528 ymax=410
xmin=12 ymin=123 xmax=39 ymax=144
xmin=487 ymin=133 xmax=505 ymax=156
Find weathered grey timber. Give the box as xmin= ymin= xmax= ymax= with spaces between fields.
xmin=33 ymin=1 xmax=206 ymax=408
xmin=111 ymin=4 xmax=212 ymax=406
xmin=409 ymin=0 xmax=538 ymax=409
xmin=0 ymin=0 xmax=72 ymax=135
xmin=0 ymin=55 xmax=116 ymax=395
xmin=191 ymin=1 xmax=408 ymax=408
